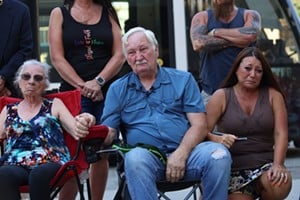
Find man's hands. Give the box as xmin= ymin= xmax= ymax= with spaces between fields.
xmin=165 ymin=149 xmax=189 ymax=182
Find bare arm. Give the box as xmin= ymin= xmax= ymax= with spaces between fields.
xmin=51 ymin=98 xmax=95 ymax=140
xmin=48 ymin=8 xmax=85 ymax=89
xmin=190 ymin=11 xmax=230 ymax=52
xmin=270 ymin=88 xmax=288 ymax=166
xmin=265 ymin=88 xmax=290 ymax=185
xmin=94 ymin=15 xmax=125 ymax=83
xmin=213 ymin=10 xmax=261 ymax=48
xmin=0 ymin=107 xmax=7 ymax=139
xmin=190 ymin=9 xmax=261 ymax=52
xmin=103 ymin=127 xmax=118 ymax=146
xmin=206 ymin=89 xmax=237 ymax=148
xmin=206 ymin=89 xmax=226 ymax=142
xmin=166 ymin=112 xmax=208 ymax=182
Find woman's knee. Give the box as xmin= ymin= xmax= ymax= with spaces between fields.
xmin=259 ymin=172 xmax=292 ymax=200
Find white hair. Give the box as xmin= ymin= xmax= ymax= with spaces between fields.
xmin=14 ymin=59 xmax=51 ymax=88
xmin=122 ymin=27 xmax=158 ymax=58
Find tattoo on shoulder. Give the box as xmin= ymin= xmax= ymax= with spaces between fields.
xmin=191 ymin=24 xmax=207 ymax=40
xmin=239 ymin=10 xmax=261 ymax=35
xmin=251 ymin=10 xmax=261 ymax=29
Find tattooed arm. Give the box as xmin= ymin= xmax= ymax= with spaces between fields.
xmin=190 ymin=11 xmax=230 ymax=52
xmin=212 ymin=10 xmax=261 ymax=48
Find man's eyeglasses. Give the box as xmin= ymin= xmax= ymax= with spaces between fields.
xmin=21 ymin=74 xmax=44 ymax=82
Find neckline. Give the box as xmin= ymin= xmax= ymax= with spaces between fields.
xmin=68 ymin=5 xmax=103 ymax=26
xmin=232 ymin=87 xmax=260 ymax=117
xmin=16 ymin=100 xmax=44 ymax=122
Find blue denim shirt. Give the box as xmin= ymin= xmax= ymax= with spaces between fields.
xmin=102 ymin=66 xmax=205 ymax=153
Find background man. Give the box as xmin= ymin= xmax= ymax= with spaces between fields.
xmin=0 ymin=0 xmax=33 ymax=97
xmin=190 ymin=0 xmax=261 ymax=104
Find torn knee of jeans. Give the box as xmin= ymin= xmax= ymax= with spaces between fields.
xmin=211 ymin=148 xmax=228 ymax=159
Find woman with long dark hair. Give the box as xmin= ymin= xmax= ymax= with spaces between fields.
xmin=206 ymin=47 xmax=292 ymax=199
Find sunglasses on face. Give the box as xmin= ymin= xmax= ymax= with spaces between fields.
xmin=21 ymin=74 xmax=44 ymax=82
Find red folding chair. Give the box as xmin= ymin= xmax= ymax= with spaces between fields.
xmin=0 ymin=89 xmax=108 ymax=200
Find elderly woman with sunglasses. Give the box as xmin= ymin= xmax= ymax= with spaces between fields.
xmin=0 ymin=59 xmax=95 ymax=200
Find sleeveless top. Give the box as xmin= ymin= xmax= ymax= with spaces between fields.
xmin=199 ymin=8 xmax=246 ymax=95
xmin=60 ymin=6 xmax=113 ymax=93
xmin=0 ymin=99 xmax=71 ymax=169
xmin=217 ymin=87 xmax=274 ymax=170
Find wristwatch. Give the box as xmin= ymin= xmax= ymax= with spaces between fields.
xmin=95 ymin=76 xmax=106 ymax=87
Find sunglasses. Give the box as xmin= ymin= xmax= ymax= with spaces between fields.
xmin=21 ymin=74 xmax=44 ymax=82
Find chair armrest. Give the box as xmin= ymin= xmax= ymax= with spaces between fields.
xmin=84 ymin=125 xmax=108 ymax=141
xmin=81 ymin=125 xmax=109 ymax=164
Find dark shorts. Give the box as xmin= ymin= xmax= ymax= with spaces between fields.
xmin=229 ymin=163 xmax=272 ymax=198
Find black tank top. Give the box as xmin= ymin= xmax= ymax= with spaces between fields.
xmin=218 ymin=87 xmax=274 ymax=170
xmin=60 ymin=6 xmax=113 ymax=92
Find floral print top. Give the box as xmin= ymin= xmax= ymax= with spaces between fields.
xmin=0 ymin=99 xmax=71 ymax=169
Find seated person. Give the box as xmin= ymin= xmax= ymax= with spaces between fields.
xmin=100 ymin=27 xmax=232 ymax=199
xmin=0 ymin=59 xmax=95 ymax=200
xmin=206 ymin=47 xmax=292 ymax=200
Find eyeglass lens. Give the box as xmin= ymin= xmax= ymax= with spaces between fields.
xmin=21 ymin=74 xmax=44 ymax=82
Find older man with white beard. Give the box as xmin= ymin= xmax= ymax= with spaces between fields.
xmin=190 ymin=0 xmax=261 ymax=104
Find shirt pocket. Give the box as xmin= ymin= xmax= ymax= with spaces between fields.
xmin=122 ymin=101 xmax=147 ymax=123
xmin=159 ymin=98 xmax=183 ymax=115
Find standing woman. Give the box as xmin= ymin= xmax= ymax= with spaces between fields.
xmin=48 ymin=0 xmax=125 ymax=199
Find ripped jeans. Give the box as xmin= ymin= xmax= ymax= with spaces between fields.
xmin=125 ymin=141 xmax=232 ymax=200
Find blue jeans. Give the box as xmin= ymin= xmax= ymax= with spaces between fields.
xmin=124 ymin=141 xmax=231 ymax=200
xmin=81 ymin=96 xmax=104 ymax=124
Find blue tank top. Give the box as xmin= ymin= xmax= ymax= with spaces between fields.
xmin=0 ymin=99 xmax=71 ymax=169
xmin=199 ymin=8 xmax=246 ymax=95
xmin=60 ymin=6 xmax=113 ymax=92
